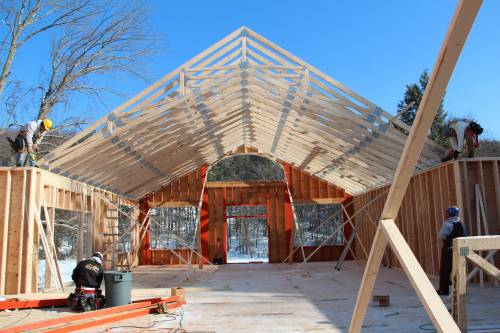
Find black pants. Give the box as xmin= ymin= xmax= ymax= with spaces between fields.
xmin=439 ymin=246 xmax=452 ymax=292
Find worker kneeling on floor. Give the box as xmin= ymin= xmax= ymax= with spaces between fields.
xmin=68 ymin=252 xmax=105 ymax=311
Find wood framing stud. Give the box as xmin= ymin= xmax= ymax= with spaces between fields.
xmin=349 ymin=1 xmax=482 ymax=332
xmin=452 ymin=235 xmax=500 ymax=332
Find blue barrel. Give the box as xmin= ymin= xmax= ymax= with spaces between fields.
xmin=104 ymin=271 xmax=132 ymax=307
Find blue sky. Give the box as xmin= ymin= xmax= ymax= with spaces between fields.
xmin=3 ymin=0 xmax=500 ymax=139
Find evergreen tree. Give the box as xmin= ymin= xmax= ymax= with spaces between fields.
xmin=397 ymin=70 xmax=448 ymax=146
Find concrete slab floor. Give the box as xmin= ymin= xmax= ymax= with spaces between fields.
xmin=1 ymin=261 xmax=499 ymax=332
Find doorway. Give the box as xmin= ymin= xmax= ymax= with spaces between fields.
xmin=226 ymin=205 xmax=269 ymax=263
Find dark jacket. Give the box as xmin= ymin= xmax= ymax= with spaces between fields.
xmin=72 ymin=259 xmax=104 ymax=288
xmin=443 ymin=222 xmax=466 ymax=248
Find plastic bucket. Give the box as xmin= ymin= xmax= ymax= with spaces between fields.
xmin=103 ymin=271 xmax=132 ymax=307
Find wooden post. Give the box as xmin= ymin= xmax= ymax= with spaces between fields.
xmin=139 ymin=198 xmax=150 ymax=265
xmin=474 ymin=184 xmax=484 ymax=287
xmin=195 ymin=164 xmax=208 ymax=268
xmin=21 ymin=169 xmax=37 ymax=293
xmin=349 ymin=224 xmax=389 ymax=331
xmin=452 ymin=237 xmax=468 ymax=332
xmin=200 ymin=165 xmax=210 ymax=266
xmin=283 ymin=163 xmax=304 ymax=263
xmin=349 ymin=1 xmax=482 ymax=332
xmin=0 ymin=171 xmax=11 ymax=294
xmin=44 ymin=204 xmax=56 ymax=290
xmin=5 ymin=170 xmax=27 ymax=294
xmin=381 ymin=220 xmax=458 ymax=331
xmin=452 ymin=161 xmax=465 ymax=223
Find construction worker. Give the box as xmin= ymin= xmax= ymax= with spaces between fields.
xmin=442 ymin=119 xmax=483 ymax=162
xmin=436 ymin=206 xmax=467 ymax=296
xmin=7 ymin=119 xmax=53 ymax=166
xmin=68 ymin=252 xmax=105 ymax=312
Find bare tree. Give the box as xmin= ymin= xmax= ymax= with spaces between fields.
xmin=1 ymin=80 xmax=24 ymax=126
xmin=37 ymin=1 xmax=155 ymax=119
xmin=0 ymin=0 xmax=92 ymax=98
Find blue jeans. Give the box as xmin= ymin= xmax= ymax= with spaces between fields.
xmin=16 ymin=151 xmax=36 ymax=167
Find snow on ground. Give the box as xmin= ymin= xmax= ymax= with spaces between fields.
xmin=38 ymin=258 xmax=77 ymax=290
xmin=227 ymin=257 xmax=269 ymax=263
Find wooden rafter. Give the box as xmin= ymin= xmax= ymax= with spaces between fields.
xmin=40 ymin=26 xmax=445 ymax=199
xmin=349 ymin=1 xmax=482 ymax=332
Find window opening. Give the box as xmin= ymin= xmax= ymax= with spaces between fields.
xmin=294 ymin=204 xmax=344 ymax=246
xmin=226 ymin=205 xmax=268 ymax=263
xmin=149 ymin=206 xmax=198 ymax=249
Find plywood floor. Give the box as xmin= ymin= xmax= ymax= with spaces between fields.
xmin=1 ymin=261 xmax=499 ymax=332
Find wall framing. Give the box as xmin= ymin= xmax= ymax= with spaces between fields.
xmin=139 ymin=161 xmax=351 ymax=265
xmin=353 ymin=158 xmax=500 ymax=277
xmin=0 ymin=167 xmax=139 ymax=295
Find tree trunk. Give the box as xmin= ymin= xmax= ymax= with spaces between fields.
xmin=0 ymin=31 xmax=21 ymax=98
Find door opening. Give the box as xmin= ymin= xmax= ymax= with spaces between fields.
xmin=226 ymin=205 xmax=269 ymax=263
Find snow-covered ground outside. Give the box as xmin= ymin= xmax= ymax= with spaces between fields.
xmin=38 ymin=258 xmax=76 ymax=290
xmin=227 ymin=237 xmax=269 ymax=263
xmin=227 ymin=257 xmax=269 ymax=263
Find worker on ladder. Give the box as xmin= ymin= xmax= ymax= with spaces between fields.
xmin=436 ymin=206 xmax=467 ymax=296
xmin=6 ymin=118 xmax=53 ymax=166
xmin=68 ymin=252 xmax=106 ymax=311
xmin=442 ymin=119 xmax=483 ymax=162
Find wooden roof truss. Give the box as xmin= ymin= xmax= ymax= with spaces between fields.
xmin=41 ymin=27 xmax=445 ymax=199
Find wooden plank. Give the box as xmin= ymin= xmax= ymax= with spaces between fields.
xmin=214 ymin=188 xmax=224 ymax=260
xmin=32 ymin=170 xmax=42 ymax=292
xmin=350 ymin=1 xmax=482 ymax=331
xmin=466 ymin=251 xmax=500 ymax=280
xmin=493 ymin=162 xmax=500 ymax=232
xmin=452 ymin=237 xmax=468 ymax=332
xmin=380 ymin=220 xmax=459 ymax=332
xmin=0 ymin=171 xmax=11 ymax=294
xmin=453 ymin=235 xmax=500 ymax=251
xmin=467 ymin=250 xmax=497 ymax=282
xmin=147 ymin=201 xmax=198 ymax=208
xmin=277 ymin=188 xmax=286 ymax=261
xmin=293 ymin=198 xmax=343 ymax=204
xmin=32 ymin=201 xmax=63 ymax=292
xmin=348 ymin=224 xmax=388 ymax=332
xmin=207 ymin=189 xmax=215 ymax=261
xmin=268 ymin=187 xmax=278 ymax=263
xmin=6 ymin=170 xmax=27 ymax=295
xmin=381 ymin=2 xmax=482 ymax=219
xmin=21 ymin=170 xmax=36 ymax=293
xmin=462 ymin=161 xmax=474 ymax=235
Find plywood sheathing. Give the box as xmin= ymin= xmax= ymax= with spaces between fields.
xmin=353 ymin=159 xmax=500 ymax=278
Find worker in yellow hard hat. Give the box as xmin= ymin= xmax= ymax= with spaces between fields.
xmin=8 ymin=118 xmax=53 ymax=166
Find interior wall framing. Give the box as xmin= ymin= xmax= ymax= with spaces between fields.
xmin=0 ymin=167 xmax=139 ymax=295
xmin=140 ymin=161 xmax=352 ymax=265
xmin=353 ymin=158 xmax=500 ymax=278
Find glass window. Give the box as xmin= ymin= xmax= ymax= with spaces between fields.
xmin=294 ymin=204 xmax=344 ymax=246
